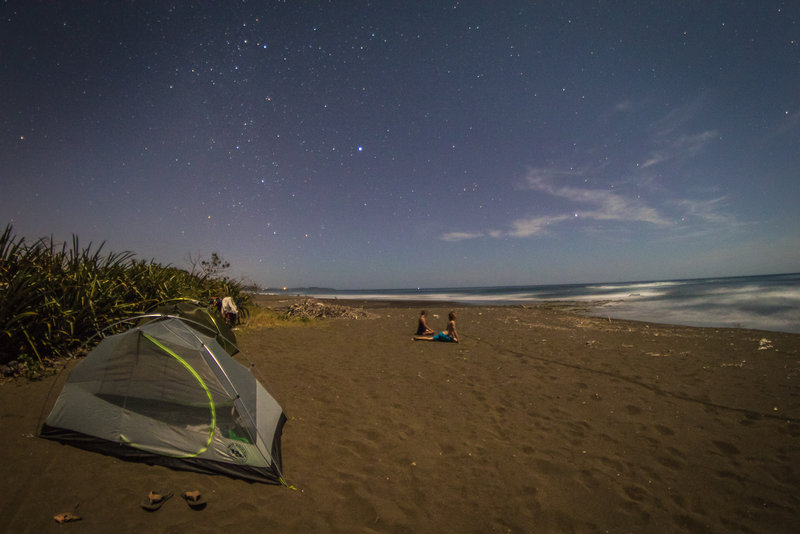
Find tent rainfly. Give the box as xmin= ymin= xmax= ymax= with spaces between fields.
xmin=41 ymin=317 xmax=286 ymax=484
xmin=142 ymin=299 xmax=239 ymax=356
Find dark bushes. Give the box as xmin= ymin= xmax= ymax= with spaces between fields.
xmin=0 ymin=224 xmax=249 ymax=370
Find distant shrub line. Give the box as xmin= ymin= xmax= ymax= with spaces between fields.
xmin=0 ymin=224 xmax=250 ymax=372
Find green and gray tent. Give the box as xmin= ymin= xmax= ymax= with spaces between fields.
xmin=143 ymin=299 xmax=238 ymax=356
xmin=41 ymin=317 xmax=286 ymax=484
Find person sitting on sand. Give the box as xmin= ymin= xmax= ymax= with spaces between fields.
xmin=413 ymin=311 xmax=459 ymax=343
xmin=415 ymin=310 xmax=435 ymax=336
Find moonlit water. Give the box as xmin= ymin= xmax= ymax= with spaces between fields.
xmin=268 ymin=273 xmax=800 ymax=334
xmin=583 ymin=274 xmax=800 ymax=334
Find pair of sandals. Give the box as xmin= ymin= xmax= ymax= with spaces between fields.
xmin=142 ymin=490 xmax=207 ymax=511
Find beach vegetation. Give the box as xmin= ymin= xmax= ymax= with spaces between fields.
xmin=241 ymin=305 xmax=311 ymax=330
xmin=200 ymin=252 xmax=231 ymax=277
xmin=0 ymin=224 xmax=251 ymax=375
xmin=187 ymin=251 xmax=231 ymax=278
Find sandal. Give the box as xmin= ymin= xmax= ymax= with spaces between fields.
xmin=182 ymin=490 xmax=207 ymax=510
xmin=141 ymin=490 xmax=173 ymax=511
xmin=53 ymin=512 xmax=82 ymax=523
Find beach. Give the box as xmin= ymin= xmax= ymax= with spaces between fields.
xmin=1 ymin=296 xmax=799 ymax=533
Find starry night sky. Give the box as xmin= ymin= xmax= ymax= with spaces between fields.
xmin=2 ymin=1 xmax=799 ymax=289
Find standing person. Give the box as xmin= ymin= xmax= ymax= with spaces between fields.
xmin=221 ymin=296 xmax=238 ymax=327
xmin=413 ymin=311 xmax=459 ymax=343
xmin=416 ymin=310 xmax=435 ymax=336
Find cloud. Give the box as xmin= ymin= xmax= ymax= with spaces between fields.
xmin=674 ymin=196 xmax=736 ymax=225
xmin=640 ymin=153 xmax=669 ymax=168
xmin=508 ymin=214 xmax=571 ymax=237
xmin=524 ymin=170 xmax=673 ymax=226
xmin=637 ymin=96 xmax=718 ymax=168
xmin=439 ymin=231 xmax=484 ymax=242
xmin=438 ymin=170 xmax=673 ymax=241
xmin=641 ymin=130 xmax=718 ymax=169
xmin=438 ymin=102 xmax=733 ymax=243
xmin=648 ymin=97 xmax=705 ymax=137
xmin=614 ymin=100 xmax=633 ymax=112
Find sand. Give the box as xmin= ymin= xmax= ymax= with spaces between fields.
xmin=1 ymin=296 xmax=798 ymax=533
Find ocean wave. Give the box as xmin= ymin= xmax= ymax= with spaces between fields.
xmin=272 ymin=273 xmax=800 ymax=333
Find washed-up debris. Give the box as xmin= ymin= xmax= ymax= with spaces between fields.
xmin=285 ymin=298 xmax=369 ymax=320
xmin=721 ymin=360 xmax=747 ymax=368
xmin=757 ymin=338 xmax=773 ymax=350
xmin=0 ymin=360 xmax=23 ymax=377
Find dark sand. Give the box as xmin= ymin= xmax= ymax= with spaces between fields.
xmin=1 ymin=296 xmax=798 ymax=533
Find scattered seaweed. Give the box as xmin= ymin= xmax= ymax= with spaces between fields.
xmin=284 ymin=298 xmax=369 ymax=320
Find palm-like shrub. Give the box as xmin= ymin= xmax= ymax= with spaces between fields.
xmin=0 ymin=225 xmax=250 ymax=368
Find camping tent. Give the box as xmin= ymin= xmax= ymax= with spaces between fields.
xmin=143 ymin=299 xmax=239 ymax=356
xmin=41 ymin=317 xmax=286 ymax=484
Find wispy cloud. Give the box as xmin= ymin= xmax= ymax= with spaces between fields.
xmin=674 ymin=196 xmax=736 ymax=225
xmin=508 ymin=214 xmax=571 ymax=238
xmin=524 ymin=170 xmax=673 ymax=226
xmin=637 ymin=97 xmax=718 ymax=168
xmin=648 ymin=97 xmax=705 ymax=137
xmin=438 ymin=101 xmax=734 ymax=243
xmin=641 ymin=130 xmax=718 ymax=169
xmin=438 ymin=169 xmax=673 ymax=241
xmin=440 ymin=231 xmax=485 ymax=242
xmin=614 ymin=100 xmax=633 ymax=113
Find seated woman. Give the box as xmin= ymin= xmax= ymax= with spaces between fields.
xmin=415 ymin=310 xmax=435 ymax=336
xmin=413 ymin=311 xmax=458 ymax=343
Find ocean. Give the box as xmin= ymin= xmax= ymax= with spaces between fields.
xmin=270 ymin=273 xmax=800 ymax=334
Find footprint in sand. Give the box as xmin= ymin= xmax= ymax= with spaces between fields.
xmin=623 ymin=485 xmax=649 ymax=502
xmin=625 ymin=405 xmax=643 ymax=415
xmin=580 ymin=469 xmax=601 ymax=490
xmin=712 ymin=440 xmax=740 ymax=455
xmin=656 ymin=447 xmax=686 ymax=469
xmin=714 ymin=469 xmax=745 ymax=482
xmin=655 ymin=424 xmax=675 ymax=436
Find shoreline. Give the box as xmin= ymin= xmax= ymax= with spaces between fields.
xmin=1 ymin=297 xmax=798 ymax=532
xmin=254 ymin=293 xmax=611 ymax=314
xmin=255 ymin=271 xmax=800 ymax=335
xmin=255 ymin=291 xmax=800 ymax=335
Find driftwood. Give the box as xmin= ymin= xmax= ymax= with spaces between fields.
xmin=285 ymin=298 xmax=369 ymax=320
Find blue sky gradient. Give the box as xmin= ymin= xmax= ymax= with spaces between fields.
xmin=2 ymin=1 xmax=798 ymax=289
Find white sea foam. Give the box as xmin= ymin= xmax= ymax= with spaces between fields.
xmin=593 ymin=300 xmax=800 ymax=333
xmin=272 ymin=273 xmax=800 ymax=333
xmin=592 ymin=283 xmax=800 ymax=333
xmin=544 ymin=289 xmax=667 ymax=301
xmin=586 ymin=280 xmax=687 ymax=291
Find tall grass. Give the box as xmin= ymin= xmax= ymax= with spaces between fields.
xmin=0 ymin=224 xmax=250 ymax=369
xmin=244 ymin=305 xmax=310 ymax=330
